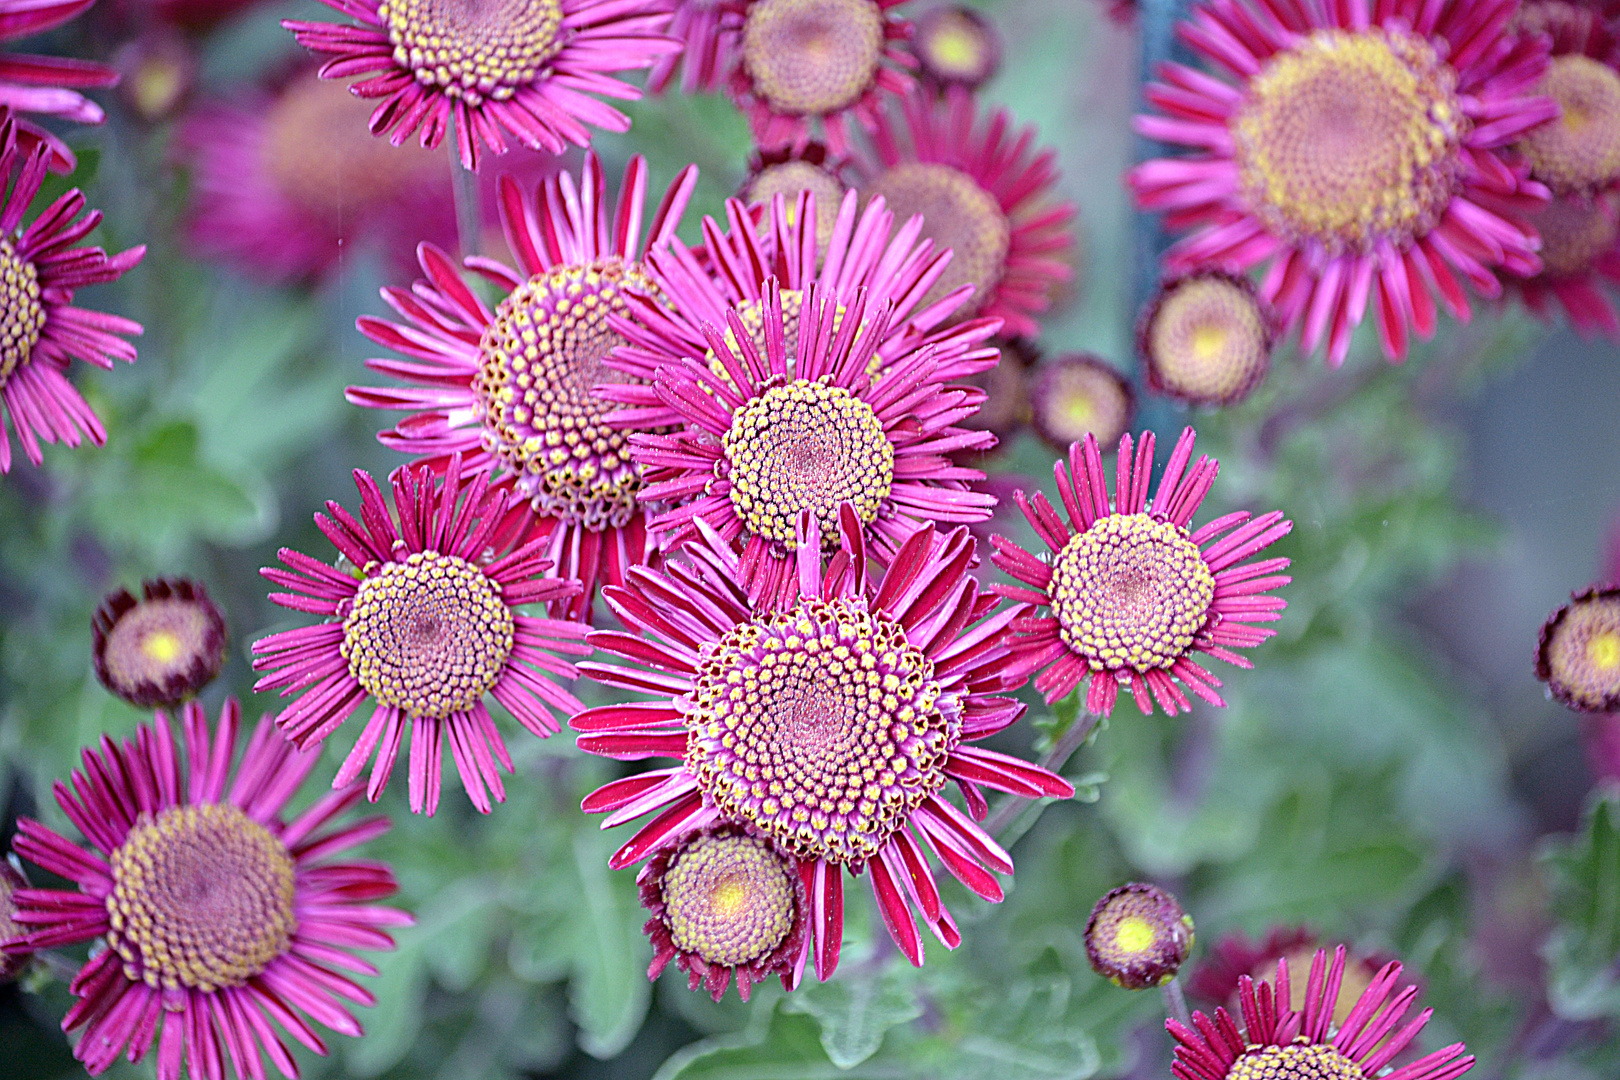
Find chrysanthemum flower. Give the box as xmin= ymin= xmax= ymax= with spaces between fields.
xmin=651 ymin=0 xmax=741 ymax=93
xmin=0 ymin=0 xmax=119 ymax=172
xmin=0 ymin=858 xmax=27 ymax=982
xmin=909 ymin=5 xmax=1001 ymax=92
xmin=1516 ymin=54 xmax=1620 ymax=197
xmin=855 ymin=86 xmax=1076 ymax=339
xmin=1140 ymin=272 xmax=1274 ymax=407
xmin=346 ymin=153 xmax=697 ymax=619
xmin=1536 ymin=585 xmax=1620 ymax=712
xmin=1170 ymin=945 xmax=1473 ymax=1080
xmin=252 ymin=458 xmax=590 ymax=815
xmin=284 ymin=0 xmax=680 ymax=170
xmin=0 ymin=122 xmax=145 ymax=473
xmin=92 ymin=577 xmax=227 ymax=709
xmin=573 ymin=510 xmax=1073 ymax=975
xmin=1504 ymin=191 xmax=1620 ymax=334
xmin=739 ymin=142 xmax=850 ymax=253
xmin=1187 ymin=925 xmax=1395 ymax=1027
xmin=2 ymin=699 xmax=411 ymax=1080
xmin=727 ymin=0 xmax=915 ymax=156
xmin=991 ymin=427 xmax=1292 ymax=716
xmin=1130 ymin=0 xmax=1559 ymax=366
xmin=638 ymin=824 xmax=809 ymax=1001
xmin=1028 ymin=353 xmax=1135 ymax=454
xmin=623 ymin=282 xmax=997 ymax=610
xmin=1084 ymin=882 xmax=1194 ymax=990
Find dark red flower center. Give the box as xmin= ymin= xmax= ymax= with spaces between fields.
xmin=1225 ymin=1044 xmax=1363 ymax=1080
xmin=863 ymin=162 xmax=1010 ymax=318
xmin=742 ymin=0 xmax=885 ymax=116
xmin=661 ymin=831 xmax=797 ymax=967
xmin=377 ymin=0 xmax=566 ymax=105
xmin=0 ymin=237 xmax=46 ymax=388
xmin=1520 ymin=55 xmax=1620 ymax=195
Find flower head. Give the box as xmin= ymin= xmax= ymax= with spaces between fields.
xmin=1537 ymin=585 xmax=1620 ymax=712
xmin=739 ymin=142 xmax=851 ymax=252
xmin=639 ymin=824 xmax=809 ymax=1001
xmin=1502 ymin=191 xmax=1620 ymax=335
xmin=622 ymin=281 xmax=998 ymax=610
xmin=1517 ymin=54 xmax=1620 ymax=196
xmin=92 ymin=577 xmax=227 ymax=709
xmin=284 ymin=0 xmax=679 ymax=170
xmin=252 ymin=458 xmax=590 ymax=815
xmin=346 ymin=153 xmax=697 ymax=619
xmin=1187 ymin=926 xmax=1395 ymax=1026
xmin=856 ymin=86 xmax=1076 ymax=339
xmin=1140 ymin=273 xmax=1274 ymax=407
xmin=1170 ymin=945 xmax=1473 ymax=1080
xmin=573 ymin=511 xmax=1073 ymax=976
xmin=991 ymin=427 xmax=1292 ymax=716
xmin=0 ymin=0 xmax=119 ymax=172
xmin=2 ymin=699 xmax=410 ymax=1080
xmin=1028 ymin=353 xmax=1135 ymax=454
xmin=1131 ymin=0 xmax=1559 ymax=366
xmin=1084 ymin=882 xmax=1194 ymax=989
xmin=910 ymin=5 xmax=1001 ymax=92
xmin=0 ymin=119 xmax=145 ymax=473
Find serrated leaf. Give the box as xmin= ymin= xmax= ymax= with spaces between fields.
xmin=782 ymin=964 xmax=922 ymax=1068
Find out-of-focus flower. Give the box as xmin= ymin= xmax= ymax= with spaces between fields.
xmin=1537 ymin=585 xmax=1620 ymax=712
xmin=284 ymin=0 xmax=680 ymax=170
xmin=573 ymin=512 xmax=1072 ymax=976
xmin=1515 ymin=55 xmax=1620 ymax=197
xmin=0 ymin=119 xmax=144 ymax=473
xmin=1131 ymin=0 xmax=1558 ymax=366
xmin=1140 ymin=272 xmax=1274 ymax=407
xmin=121 ymin=0 xmax=265 ymax=32
xmin=0 ymin=859 xmax=27 ymax=982
xmin=346 ymin=153 xmax=697 ymax=619
xmin=651 ymin=0 xmax=742 ymax=94
xmin=728 ymin=0 xmax=915 ymax=156
xmin=112 ymin=29 xmax=194 ymax=122
xmin=638 ymin=824 xmax=808 ymax=1001
xmin=960 ymin=340 xmax=1032 ymax=442
xmin=855 ymin=86 xmax=1076 ymax=339
xmin=1170 ymin=946 xmax=1472 ymax=1080
xmin=1028 ymin=353 xmax=1134 ymax=453
xmin=1084 ymin=882 xmax=1194 ymax=989
xmin=624 ymin=282 xmax=997 ymax=610
xmin=1504 ymin=192 xmax=1620 ymax=335
xmin=1187 ymin=925 xmax=1396 ymax=1027
xmin=1510 ymin=0 xmax=1619 ymax=62
xmin=738 ymin=142 xmax=850 ymax=251
xmin=178 ymin=70 xmax=455 ymax=284
xmin=3 ymin=700 xmax=411 ymax=1080
xmin=0 ymin=0 xmax=119 ymax=172
xmin=1580 ymin=711 xmax=1620 ymax=782
xmin=909 ymin=5 xmax=1000 ymax=92
xmin=92 ymin=577 xmax=226 ymax=708
xmin=991 ymin=427 xmax=1292 ymax=716
xmin=252 ymin=458 xmax=590 ymax=815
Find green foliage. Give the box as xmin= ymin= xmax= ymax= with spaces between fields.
xmin=1543 ymin=792 xmax=1620 ymax=1022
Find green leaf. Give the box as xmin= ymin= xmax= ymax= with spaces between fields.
xmin=567 ymin=827 xmax=653 ymax=1058
xmin=782 ymin=964 xmax=922 ymax=1068
xmin=653 ymin=1007 xmax=851 ymax=1080
xmin=1542 ymin=792 xmax=1620 ymax=1020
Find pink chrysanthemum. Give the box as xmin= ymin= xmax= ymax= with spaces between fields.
xmin=727 ymin=0 xmax=915 ymax=155
xmin=1504 ymin=191 xmax=1620 ymax=334
xmin=1187 ymin=926 xmax=1399 ymax=1025
xmin=1130 ymin=0 xmax=1560 ymax=366
xmin=625 ymin=280 xmax=997 ymax=610
xmin=346 ymin=153 xmax=697 ymax=620
xmin=650 ymin=0 xmax=742 ymax=93
xmin=573 ymin=509 xmax=1073 ymax=976
xmin=991 ymin=427 xmax=1292 ymax=716
xmin=284 ymin=0 xmax=679 ymax=170
xmin=854 ymin=86 xmax=1076 ymax=339
xmin=2 ymin=699 xmax=411 ymax=1080
xmin=0 ymin=0 xmax=118 ymax=172
xmin=0 ymin=121 xmax=144 ymax=473
xmin=251 ymin=458 xmax=590 ymax=816
xmin=1170 ymin=945 xmax=1474 ymax=1080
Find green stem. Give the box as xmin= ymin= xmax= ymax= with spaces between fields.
xmin=986 ymin=710 xmax=1099 ymax=839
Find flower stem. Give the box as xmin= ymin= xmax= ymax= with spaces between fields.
xmin=1161 ymin=975 xmax=1193 ymax=1029
xmin=986 ymin=710 xmax=1099 ymax=839
xmin=447 ymin=133 xmax=481 ymax=260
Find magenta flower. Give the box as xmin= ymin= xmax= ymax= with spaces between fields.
xmin=252 ymin=458 xmax=590 ymax=815
xmin=2 ymin=699 xmax=410 ymax=1080
xmin=625 ymin=281 xmax=997 ymax=610
xmin=650 ymin=0 xmax=741 ymax=94
xmin=1130 ymin=0 xmax=1559 ymax=366
xmin=0 ymin=119 xmax=144 ymax=473
xmin=573 ymin=510 xmax=1073 ymax=976
xmin=0 ymin=0 xmax=118 ymax=172
xmin=284 ymin=0 xmax=680 ymax=170
xmin=991 ymin=427 xmax=1292 ymax=716
xmin=1171 ymin=945 xmax=1474 ymax=1080
xmin=346 ymin=153 xmax=697 ymax=619
xmin=1505 ymin=192 xmax=1620 ymax=336
xmin=854 ymin=86 xmax=1077 ymax=339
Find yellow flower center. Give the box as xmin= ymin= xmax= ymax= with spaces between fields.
xmin=661 ymin=832 xmax=797 ymax=967
xmin=1520 ymin=55 xmax=1620 ymax=194
xmin=1225 ymin=1043 xmax=1364 ymax=1080
xmin=377 ymin=0 xmax=566 ymax=105
xmin=0 ymin=237 xmax=45 ymax=388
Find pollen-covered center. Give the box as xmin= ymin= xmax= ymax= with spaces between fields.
xmin=377 ymin=0 xmax=565 ymax=104
xmin=863 ymin=162 xmax=1011 ymax=317
xmin=102 ymin=598 xmax=218 ymax=697
xmin=684 ymin=598 xmax=955 ymax=863
xmin=342 ymin=551 xmax=514 ymax=718
xmin=107 ymin=803 xmax=296 ymax=993
xmin=0 ymin=237 xmax=46 ymax=388
xmin=1049 ymin=513 xmax=1215 ymax=673
xmin=1231 ymin=28 xmax=1466 ymax=254
xmin=1225 ymin=1044 xmax=1364 ymax=1080
xmin=1519 ymin=55 xmax=1620 ymax=194
xmin=722 ymin=379 xmax=894 ymax=550
xmin=742 ymin=0 xmax=885 ymax=116
xmin=661 ymin=832 xmax=797 ymax=967
xmin=475 ymin=258 xmax=657 ymax=530
xmin=1148 ymin=278 xmax=1270 ymax=403
xmin=1545 ymin=592 xmax=1620 ymax=710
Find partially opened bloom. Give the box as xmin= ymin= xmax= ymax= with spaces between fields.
xmin=991 ymin=427 xmax=1292 ymax=716
xmin=856 ymin=86 xmax=1076 ymax=338
xmin=728 ymin=0 xmax=915 ymax=156
xmin=252 ymin=459 xmax=590 ymax=815
xmin=1084 ymin=882 xmax=1194 ymax=990
xmin=0 ymin=0 xmax=118 ymax=172
xmin=284 ymin=0 xmax=679 ymax=170
xmin=92 ymin=577 xmax=227 ymax=709
xmin=625 ymin=281 xmax=997 ymax=610
xmin=573 ymin=511 xmax=1073 ymax=976
xmin=651 ymin=0 xmax=741 ymax=93
xmin=1140 ymin=272 xmax=1274 ymax=407
xmin=1170 ymin=946 xmax=1474 ymax=1080
xmin=909 ymin=5 xmax=1001 ymax=92
xmin=346 ymin=153 xmax=697 ymax=619
xmin=1028 ymin=353 xmax=1135 ymax=454
xmin=1536 ymin=585 xmax=1620 ymax=712
xmin=2 ymin=699 xmax=410 ymax=1080
xmin=1130 ymin=0 xmax=1558 ymax=366
xmin=0 ymin=125 xmax=145 ymax=473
